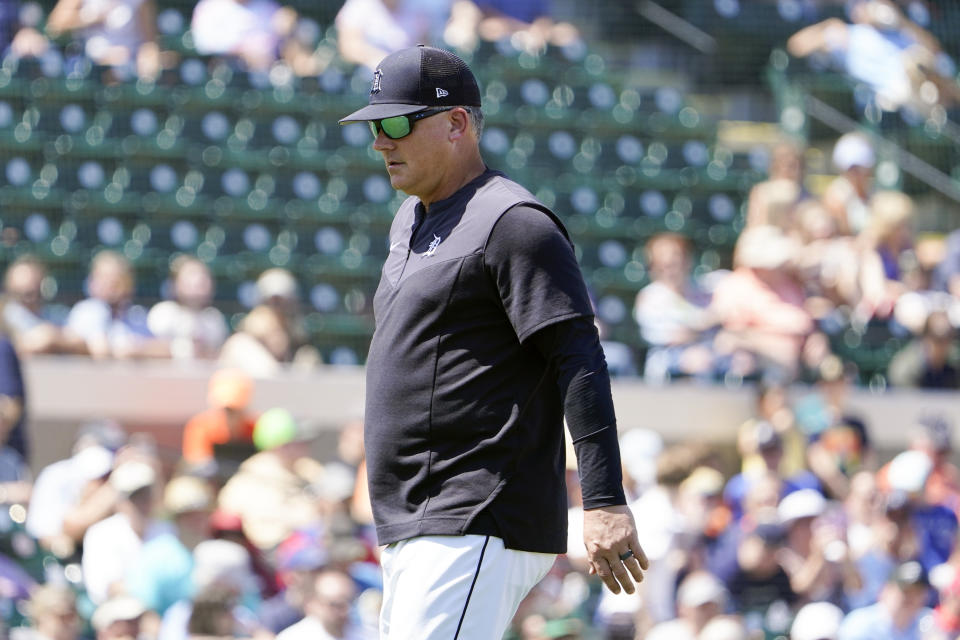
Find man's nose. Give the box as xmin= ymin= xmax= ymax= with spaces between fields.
xmin=372 ymin=128 xmax=394 ymax=151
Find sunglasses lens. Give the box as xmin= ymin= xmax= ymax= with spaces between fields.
xmin=380 ymin=116 xmax=411 ymax=139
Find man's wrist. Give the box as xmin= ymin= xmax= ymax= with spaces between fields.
xmin=582 ymin=495 xmax=627 ymax=510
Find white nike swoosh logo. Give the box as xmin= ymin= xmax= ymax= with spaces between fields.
xmin=390 ymin=241 xmax=403 ymax=252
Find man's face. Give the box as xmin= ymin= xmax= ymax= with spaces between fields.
xmin=310 ymin=573 xmax=356 ymax=634
xmin=900 ymin=583 xmax=930 ymax=615
xmin=371 ymin=109 xmax=456 ymax=205
xmin=99 ymin=618 xmax=140 ymax=640
xmin=90 ymin=262 xmax=133 ymax=307
xmin=6 ymin=263 xmax=44 ymax=311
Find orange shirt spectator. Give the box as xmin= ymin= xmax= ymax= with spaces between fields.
xmin=182 ymin=369 xmax=258 ymax=466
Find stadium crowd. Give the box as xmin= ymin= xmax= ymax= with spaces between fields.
xmin=2 ymin=137 xmax=960 ymax=638
xmin=633 ymin=130 xmax=960 ymax=389
xmin=0 ymin=0 xmax=959 ymax=639
xmin=3 ymin=350 xmax=960 ymax=640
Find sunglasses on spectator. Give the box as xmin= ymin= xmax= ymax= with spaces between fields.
xmin=369 ymin=107 xmax=454 ymax=140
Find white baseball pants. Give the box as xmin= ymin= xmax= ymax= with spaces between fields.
xmin=379 ymin=534 xmax=557 ymax=640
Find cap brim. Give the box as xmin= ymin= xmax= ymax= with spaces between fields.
xmin=339 ymin=103 xmax=428 ymax=124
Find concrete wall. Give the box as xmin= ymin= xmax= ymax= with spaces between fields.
xmin=21 ymin=356 xmax=960 ymax=471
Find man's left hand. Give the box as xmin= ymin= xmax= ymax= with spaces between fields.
xmin=582 ymin=504 xmax=648 ymax=594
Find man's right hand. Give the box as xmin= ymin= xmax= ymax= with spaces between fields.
xmin=582 ymin=504 xmax=648 ymax=594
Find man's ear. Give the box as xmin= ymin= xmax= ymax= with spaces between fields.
xmin=448 ymin=108 xmax=471 ymax=141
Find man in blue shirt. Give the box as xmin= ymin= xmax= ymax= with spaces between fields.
xmin=839 ymin=561 xmax=932 ymax=640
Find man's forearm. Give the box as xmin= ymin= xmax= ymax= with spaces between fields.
xmin=529 ymin=318 xmax=625 ymax=507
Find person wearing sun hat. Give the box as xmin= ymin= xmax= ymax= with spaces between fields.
xmin=81 ymin=459 xmax=164 ymax=604
xmin=91 ymin=595 xmax=146 ymax=640
xmin=217 ymin=408 xmax=323 ymax=550
xmin=339 ymin=44 xmax=644 ymax=639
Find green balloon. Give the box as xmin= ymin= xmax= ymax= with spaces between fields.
xmin=253 ymin=408 xmax=298 ymax=450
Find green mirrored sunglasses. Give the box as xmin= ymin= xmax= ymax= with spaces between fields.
xmin=368 ymin=107 xmax=455 ymax=140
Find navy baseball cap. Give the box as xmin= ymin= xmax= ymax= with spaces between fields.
xmin=339 ymin=45 xmax=481 ymax=123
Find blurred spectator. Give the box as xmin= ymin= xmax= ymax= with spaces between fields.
xmin=621 ymin=443 xmax=714 ymax=631
xmin=0 ymin=432 xmax=31 ymax=508
xmin=180 ymin=368 xmax=257 ymax=476
xmin=725 ymin=520 xmax=797 ymax=628
xmin=777 ymin=489 xmax=861 ymax=606
xmin=634 ymin=233 xmax=720 ymax=383
xmin=126 ymin=475 xmax=215 ymax=616
xmin=888 ymin=310 xmax=960 ymax=389
xmin=723 ymin=422 xmax=820 ymax=522
xmin=617 ymin=427 xmax=663 ymax=501
xmin=931 ymin=565 xmax=960 ymax=640
xmin=1 ymin=255 xmax=87 ymax=356
xmin=736 ymin=380 xmax=806 ymax=477
xmin=255 ymin=268 xmax=320 ymax=366
xmin=855 ymin=190 xmax=916 ymax=320
xmin=744 ymin=178 xmax=801 ymax=236
xmin=838 ymin=560 xmax=932 ymax=640
xmin=796 ymin=355 xmax=873 ymax=500
xmin=932 ymin=228 xmax=960 ymax=301
xmin=81 ymin=459 xmax=167 ymax=604
xmin=25 ymin=420 xmax=125 ymax=555
xmin=275 ymin=569 xmax=362 ymax=640
xmin=444 ymin=0 xmax=580 ymax=54
xmin=217 ymin=408 xmax=323 ymax=550
xmin=45 ymin=0 xmax=162 ymax=80
xmin=0 ymin=327 xmax=28 ymax=464
xmin=746 ymin=141 xmax=808 ymax=232
xmin=217 ymin=305 xmax=291 ymax=377
xmin=591 ymin=297 xmax=638 ymax=378
xmin=190 ymin=0 xmax=316 ymax=74
xmin=90 ymin=596 xmax=145 ymax=640
xmin=147 ymin=256 xmax=228 ymax=361
xmin=697 ymin=615 xmax=748 ymax=640
xmin=644 ymin=571 xmax=728 ymax=640
xmin=259 ymin=526 xmax=328 ymax=633
xmin=793 ymin=200 xmax=869 ymax=322
xmin=323 ymin=419 xmax=367 ymax=521
xmin=894 ymin=415 xmax=960 ymax=516
xmin=862 ymin=191 xmax=916 ymax=282
xmin=844 ymin=471 xmax=884 ymax=564
xmin=9 ymin=584 xmax=81 ymax=640
xmin=65 ymin=251 xmax=170 ymax=360
xmin=207 ymin=508 xmax=278 ymax=601
xmin=218 ymin=295 xmax=320 ymax=376
xmin=0 ymin=326 xmax=30 ymax=523
xmin=882 ymin=450 xmax=958 ymax=574
xmin=676 ymin=465 xmax=730 ymax=569
xmin=821 ymin=133 xmax=875 ymax=237
xmin=709 ymin=471 xmax=782 ymax=584
xmin=790 ymin=601 xmax=844 ymax=640
xmin=158 ymin=539 xmax=263 ymax=640
xmin=0 ymin=0 xmax=50 ymax=60
xmin=786 ymin=1 xmax=958 ymax=115
xmin=334 ymin=0 xmax=452 ymax=71
xmin=712 ymin=225 xmax=814 ymax=380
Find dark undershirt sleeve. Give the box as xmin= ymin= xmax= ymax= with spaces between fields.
xmin=529 ymin=317 xmax=627 ymax=510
